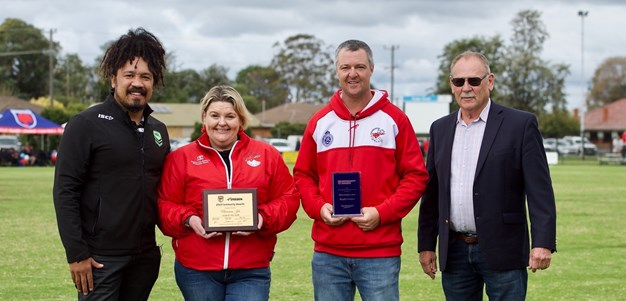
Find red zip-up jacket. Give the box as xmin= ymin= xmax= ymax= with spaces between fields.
xmin=158 ymin=129 xmax=300 ymax=270
xmin=294 ymin=89 xmax=428 ymax=257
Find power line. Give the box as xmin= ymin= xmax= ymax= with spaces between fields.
xmin=0 ymin=28 xmax=57 ymax=108
xmin=0 ymin=50 xmax=49 ymax=56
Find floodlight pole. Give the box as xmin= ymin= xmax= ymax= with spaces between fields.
xmin=384 ymin=45 xmax=399 ymax=107
xmin=578 ymin=10 xmax=588 ymax=160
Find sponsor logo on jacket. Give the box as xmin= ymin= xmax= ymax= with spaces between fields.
xmin=245 ymin=154 xmax=261 ymax=167
xmin=97 ymin=114 xmax=114 ymax=120
xmin=191 ymin=155 xmax=209 ymax=165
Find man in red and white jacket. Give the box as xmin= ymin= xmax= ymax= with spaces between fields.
xmin=294 ymin=39 xmax=428 ymax=301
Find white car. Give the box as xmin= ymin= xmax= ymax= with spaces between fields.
xmin=556 ymin=138 xmax=578 ymax=155
xmin=266 ymin=138 xmax=294 ymax=153
xmin=543 ymin=138 xmax=557 ymax=152
xmin=170 ymin=137 xmax=191 ymax=151
xmin=0 ymin=135 xmax=20 ymax=150
xmin=562 ymin=136 xmax=598 ymax=155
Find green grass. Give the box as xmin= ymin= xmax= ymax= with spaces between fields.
xmin=0 ymin=163 xmax=625 ymax=300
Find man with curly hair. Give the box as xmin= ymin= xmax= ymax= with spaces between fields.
xmin=53 ymin=28 xmax=170 ymax=300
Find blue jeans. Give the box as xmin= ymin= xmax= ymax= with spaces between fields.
xmin=174 ymin=260 xmax=271 ymax=301
xmin=442 ymin=239 xmax=528 ymax=301
xmin=311 ymin=251 xmax=400 ymax=301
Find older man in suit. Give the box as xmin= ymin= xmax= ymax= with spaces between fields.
xmin=417 ymin=51 xmax=556 ymax=301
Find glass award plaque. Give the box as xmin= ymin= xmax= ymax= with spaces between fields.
xmin=331 ymin=172 xmax=363 ymax=217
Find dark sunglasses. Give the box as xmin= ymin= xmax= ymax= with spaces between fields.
xmin=450 ymin=74 xmax=488 ymax=87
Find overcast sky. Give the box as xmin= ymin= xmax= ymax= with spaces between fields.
xmin=2 ymin=0 xmax=624 ymax=110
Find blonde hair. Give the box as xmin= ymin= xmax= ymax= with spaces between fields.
xmin=200 ymin=85 xmax=250 ymax=129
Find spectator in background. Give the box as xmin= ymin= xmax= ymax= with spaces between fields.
xmin=36 ymin=148 xmax=50 ymax=166
xmin=19 ymin=145 xmax=37 ymax=166
xmin=421 ymin=138 xmax=430 ymax=157
xmin=0 ymin=148 xmax=19 ymax=166
xmin=612 ymin=135 xmax=623 ymax=154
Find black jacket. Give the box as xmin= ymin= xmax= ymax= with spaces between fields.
xmin=418 ymin=102 xmax=556 ymax=271
xmin=53 ymin=95 xmax=170 ymax=263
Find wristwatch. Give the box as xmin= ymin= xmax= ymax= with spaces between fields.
xmin=184 ymin=216 xmax=192 ymax=228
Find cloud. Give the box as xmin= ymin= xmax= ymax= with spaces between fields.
xmin=1 ymin=0 xmax=625 ymax=109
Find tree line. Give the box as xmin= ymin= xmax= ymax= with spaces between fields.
xmin=2 ymin=10 xmax=625 ymax=140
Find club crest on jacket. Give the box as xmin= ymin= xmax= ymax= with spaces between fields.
xmin=245 ymin=154 xmax=261 ymax=167
xmin=153 ymin=130 xmax=164 ymax=147
xmin=322 ymin=131 xmax=334 ymax=147
xmin=370 ymin=127 xmax=385 ymax=143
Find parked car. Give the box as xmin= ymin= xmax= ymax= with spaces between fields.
xmin=543 ymin=138 xmax=557 ymax=152
xmin=266 ymin=138 xmax=294 ymax=153
xmin=0 ymin=134 xmax=20 ymax=151
xmin=287 ymin=135 xmax=303 ymax=151
xmin=562 ymin=136 xmax=598 ymax=155
xmin=556 ymin=138 xmax=578 ymax=155
xmin=170 ymin=137 xmax=191 ymax=151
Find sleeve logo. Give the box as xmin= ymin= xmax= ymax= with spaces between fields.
xmin=153 ymin=130 xmax=163 ymax=147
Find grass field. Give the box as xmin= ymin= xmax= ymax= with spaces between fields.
xmin=0 ymin=162 xmax=625 ymax=300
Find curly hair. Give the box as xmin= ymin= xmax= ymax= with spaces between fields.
xmin=99 ymin=28 xmax=166 ymax=87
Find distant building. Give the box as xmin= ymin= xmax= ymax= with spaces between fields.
xmin=250 ymin=96 xmax=454 ymax=138
xmin=150 ymin=103 xmax=202 ymax=139
xmin=0 ymin=96 xmax=44 ymax=113
xmin=402 ymin=94 xmax=452 ymax=135
xmin=583 ymin=98 xmax=626 ymax=152
xmin=252 ymin=103 xmax=324 ymax=138
xmin=150 ymin=103 xmax=260 ymax=139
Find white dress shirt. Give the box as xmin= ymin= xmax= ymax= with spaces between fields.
xmin=449 ymin=100 xmax=491 ymax=233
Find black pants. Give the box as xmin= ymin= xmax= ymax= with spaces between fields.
xmin=78 ymin=246 xmax=161 ymax=301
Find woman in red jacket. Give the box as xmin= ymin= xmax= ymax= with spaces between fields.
xmin=158 ymin=85 xmax=300 ymax=301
